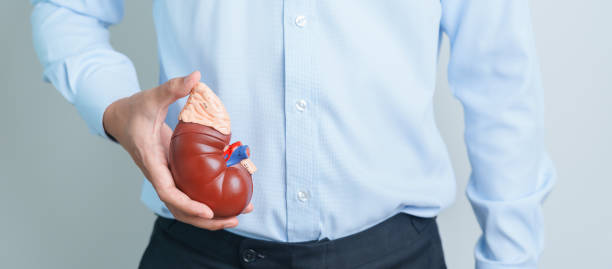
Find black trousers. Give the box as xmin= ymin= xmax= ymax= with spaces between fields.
xmin=139 ymin=213 xmax=446 ymax=269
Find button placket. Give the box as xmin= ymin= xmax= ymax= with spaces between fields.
xmin=283 ymin=0 xmax=320 ymax=242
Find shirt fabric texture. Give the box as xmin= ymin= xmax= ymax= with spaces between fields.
xmin=31 ymin=1 xmax=556 ymax=268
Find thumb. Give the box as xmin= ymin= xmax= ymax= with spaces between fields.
xmin=154 ymin=71 xmax=201 ymax=106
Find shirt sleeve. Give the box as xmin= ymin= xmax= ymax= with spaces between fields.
xmin=440 ymin=1 xmax=557 ymax=268
xmin=30 ymin=0 xmax=141 ymax=141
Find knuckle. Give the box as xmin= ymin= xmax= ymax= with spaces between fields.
xmin=167 ymin=78 xmax=181 ymax=90
xmin=209 ymin=222 xmax=224 ymax=231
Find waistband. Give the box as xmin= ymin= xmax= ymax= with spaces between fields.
xmin=155 ymin=212 xmax=436 ymax=268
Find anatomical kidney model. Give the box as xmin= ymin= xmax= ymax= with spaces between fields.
xmin=169 ymin=82 xmax=256 ymax=218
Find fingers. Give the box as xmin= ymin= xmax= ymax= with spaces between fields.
xmin=160 ymin=186 xmax=215 ymax=219
xmin=183 ymin=203 xmax=253 ymax=230
xmin=184 ymin=215 xmax=240 ymax=230
xmin=153 ymin=70 xmax=201 ymax=107
xmin=242 ymin=202 xmax=254 ymax=214
xmin=166 ymin=201 xmax=239 ymax=230
xmin=145 ymin=158 xmax=214 ymax=219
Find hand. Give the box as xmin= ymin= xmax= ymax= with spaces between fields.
xmin=102 ymin=70 xmax=253 ymax=230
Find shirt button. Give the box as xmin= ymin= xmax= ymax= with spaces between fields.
xmin=295 ymin=99 xmax=307 ymax=112
xmin=297 ymin=190 xmax=310 ymax=202
xmin=295 ymin=15 xmax=307 ymax=28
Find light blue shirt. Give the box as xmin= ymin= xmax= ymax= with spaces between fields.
xmin=31 ymin=1 xmax=556 ymax=268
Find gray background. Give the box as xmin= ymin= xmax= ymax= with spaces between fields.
xmin=1 ymin=1 xmax=610 ymax=268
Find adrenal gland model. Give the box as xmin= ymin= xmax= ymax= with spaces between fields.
xmin=169 ymin=82 xmax=256 ymax=218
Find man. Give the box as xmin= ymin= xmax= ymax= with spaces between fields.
xmin=31 ymin=1 xmax=556 ymax=268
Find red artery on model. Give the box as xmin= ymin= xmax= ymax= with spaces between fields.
xmin=168 ymin=82 xmax=256 ymax=218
